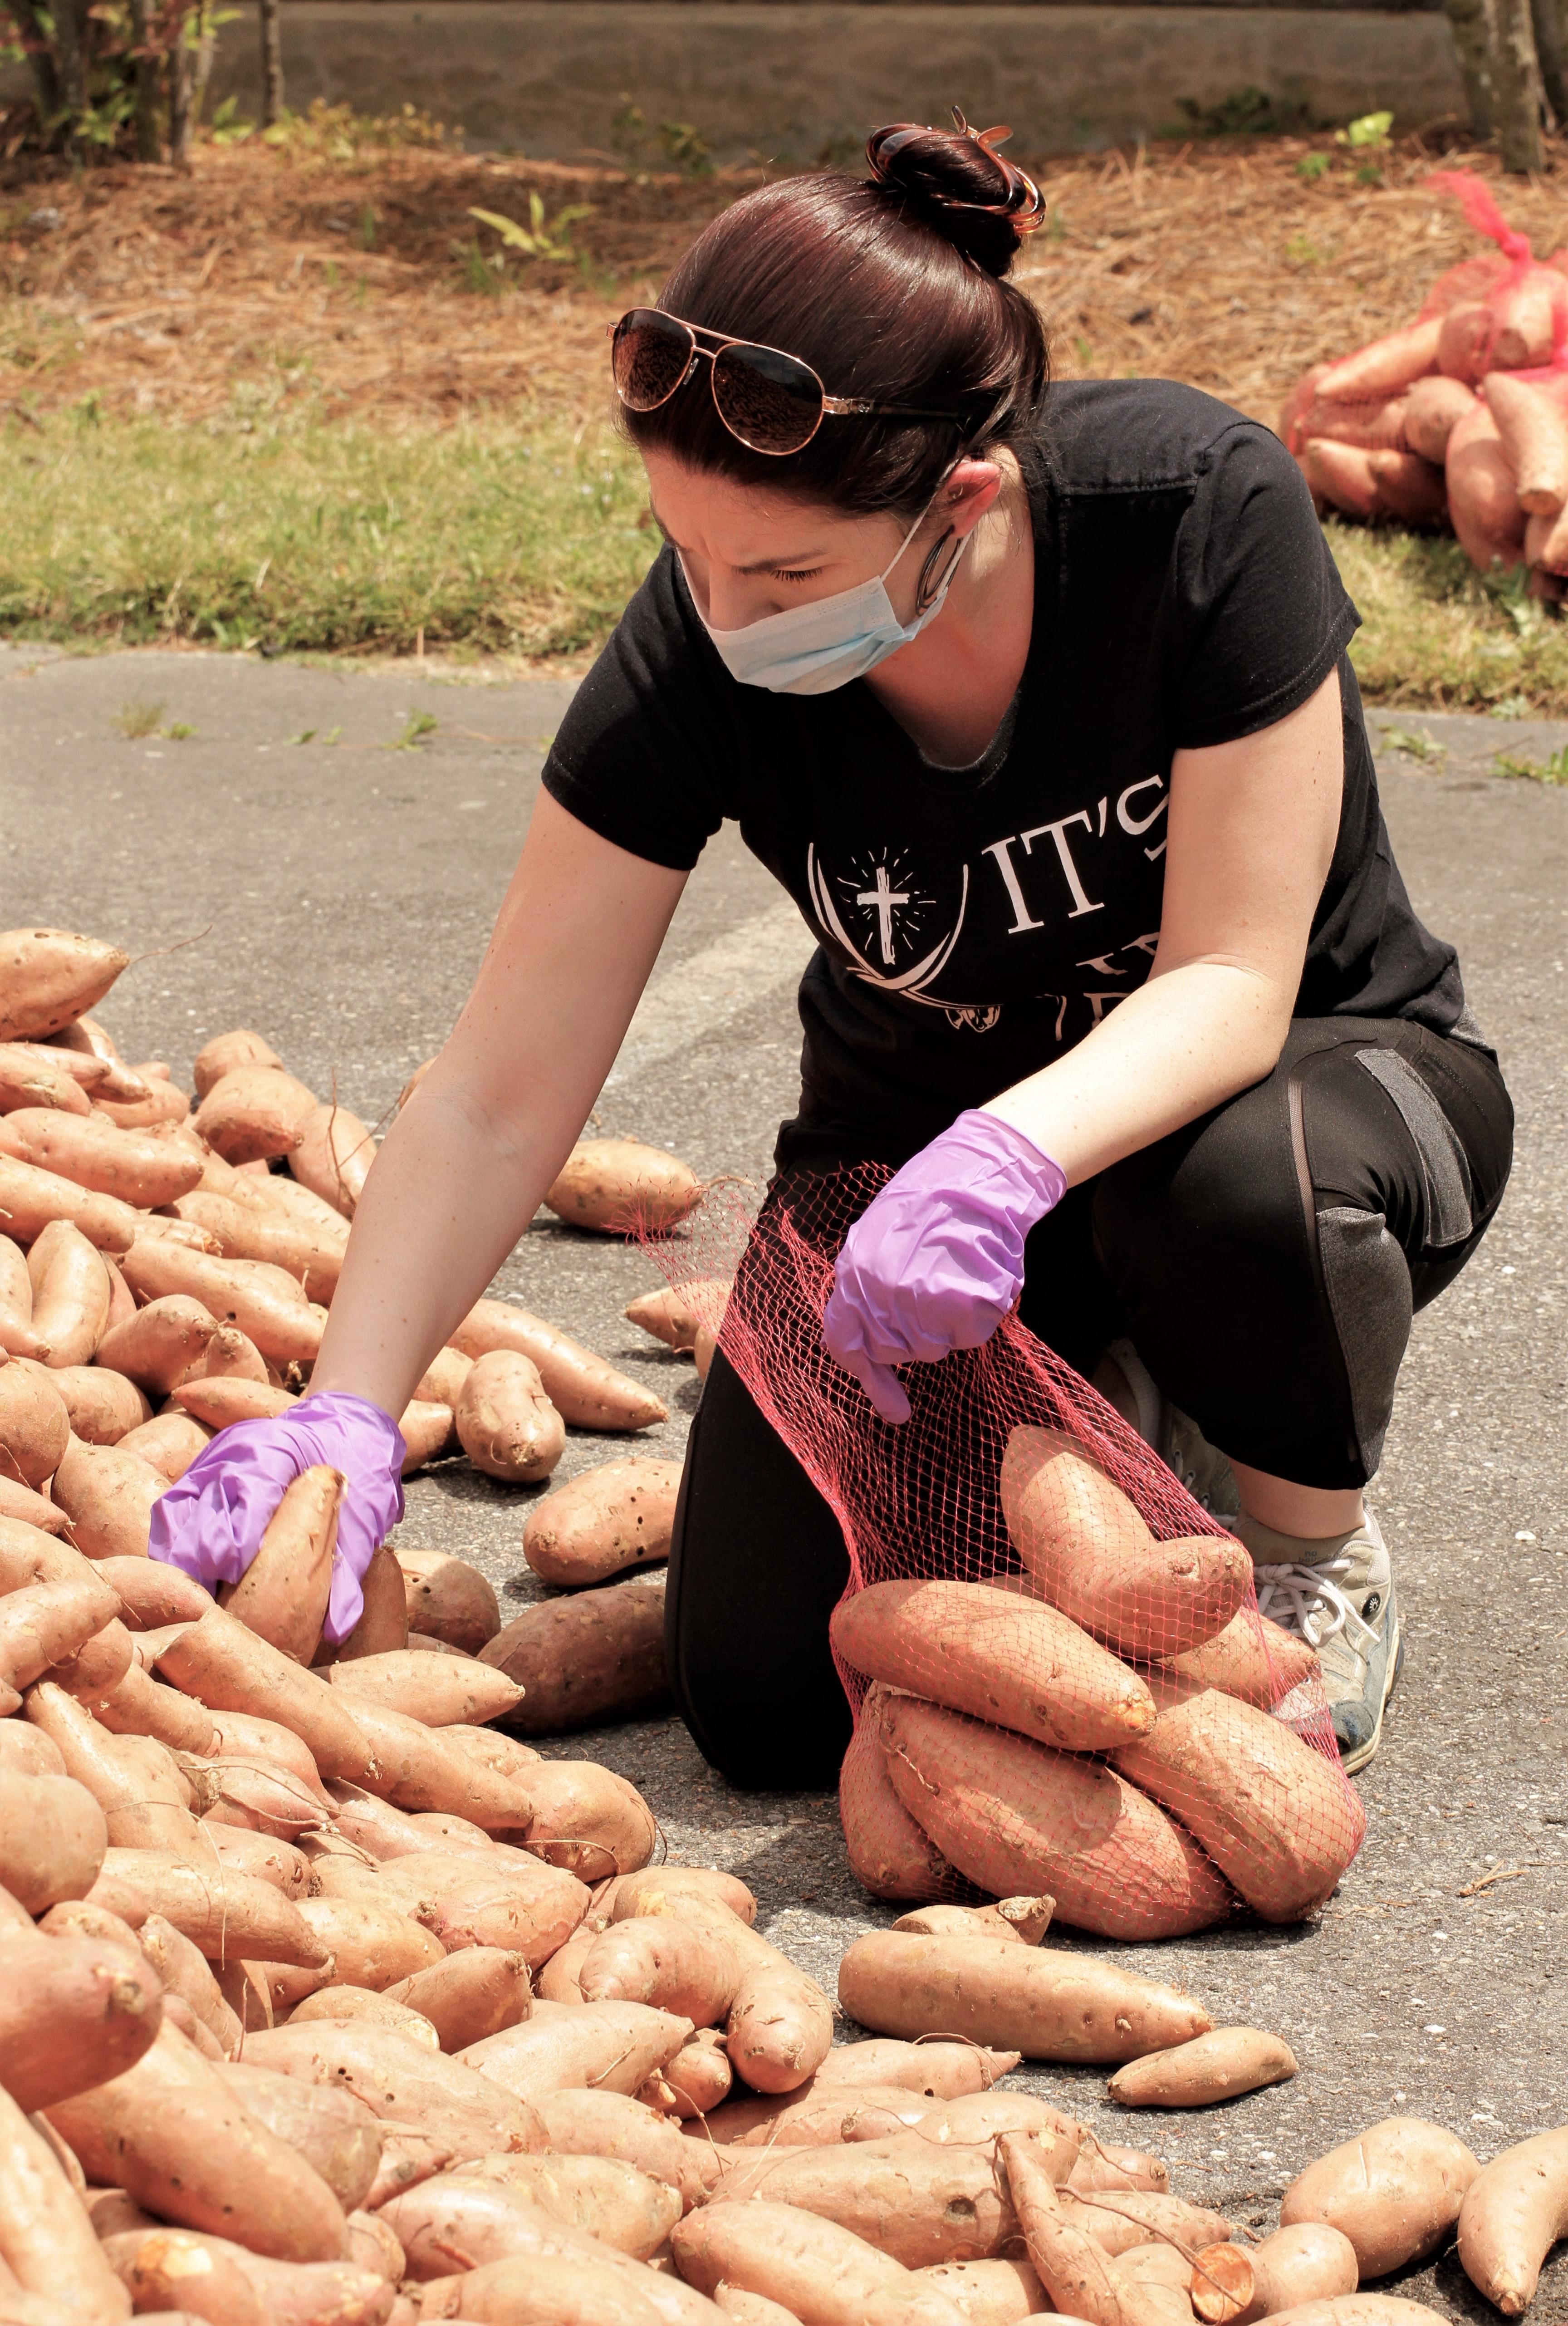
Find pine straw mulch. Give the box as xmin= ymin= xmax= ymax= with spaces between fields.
xmin=4 ymin=127 xmax=1568 ymax=432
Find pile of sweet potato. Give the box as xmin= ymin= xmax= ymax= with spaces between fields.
xmin=1279 ymin=173 xmax=1568 ymax=598
xmin=0 ymin=924 xmax=722 ymax=1731
xmin=832 ymin=1423 xmax=1365 ymax=1943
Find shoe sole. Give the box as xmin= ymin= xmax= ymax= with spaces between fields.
xmin=1338 ymin=1613 xmax=1404 ymax=1777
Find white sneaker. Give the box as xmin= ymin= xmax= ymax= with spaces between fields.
xmin=1240 ymin=1509 xmax=1403 ymax=1775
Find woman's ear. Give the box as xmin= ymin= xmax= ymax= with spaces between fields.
xmin=943 ymin=458 xmax=1005 ymax=538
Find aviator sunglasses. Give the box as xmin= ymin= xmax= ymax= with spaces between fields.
xmin=608 ymin=307 xmax=980 ymax=457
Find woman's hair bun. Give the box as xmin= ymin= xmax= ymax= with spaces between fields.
xmin=864 ymin=108 xmax=1046 ymax=278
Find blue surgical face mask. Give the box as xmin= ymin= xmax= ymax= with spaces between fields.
xmin=686 ymin=484 xmax=970 ymax=696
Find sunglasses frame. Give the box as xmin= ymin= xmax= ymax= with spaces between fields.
xmin=608 ymin=308 xmax=980 ymax=455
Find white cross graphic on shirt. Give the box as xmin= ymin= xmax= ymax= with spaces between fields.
xmin=856 ymin=864 xmax=910 ymax=966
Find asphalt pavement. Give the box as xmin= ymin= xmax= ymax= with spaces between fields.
xmin=4 ymin=647 xmax=1567 ymax=2312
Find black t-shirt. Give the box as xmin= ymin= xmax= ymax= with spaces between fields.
xmin=543 ymin=379 xmax=1465 ymax=1165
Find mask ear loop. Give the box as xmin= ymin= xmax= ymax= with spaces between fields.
xmin=915 ymin=525 xmax=963 ymax=612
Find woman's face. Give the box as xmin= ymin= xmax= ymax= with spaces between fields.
xmin=641 ymin=449 xmax=1002 ymax=632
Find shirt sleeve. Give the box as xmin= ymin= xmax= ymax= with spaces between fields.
xmin=1171 ymin=419 xmax=1360 ymax=752
xmin=540 ymin=548 xmax=735 ymax=872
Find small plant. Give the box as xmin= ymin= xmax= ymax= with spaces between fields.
xmin=658 ymin=120 xmax=713 ymax=178
xmin=395 ymin=710 xmax=437 ymax=750
xmin=1296 ymin=151 xmax=1332 ymax=182
xmin=1382 ymin=725 xmax=1446 ymax=763
xmin=1493 ymin=744 xmax=1568 ymax=785
xmin=1285 ymin=232 xmax=1325 ymax=268
xmin=164 ymin=720 xmax=196 ymax=740
xmin=358 ymin=205 xmax=378 ymax=251
xmin=467 ymin=197 xmax=594 ymax=267
xmin=116 ymin=698 xmax=165 ymax=739
xmin=1336 ymin=109 xmax=1393 ymax=152
xmin=207 ymin=96 xmax=254 ymax=147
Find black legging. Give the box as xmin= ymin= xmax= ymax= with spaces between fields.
xmin=666 ymin=1014 xmax=1513 ymax=1789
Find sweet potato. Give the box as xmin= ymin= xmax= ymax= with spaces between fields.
xmin=538 ymin=2088 xmax=722 ymax=2210
xmin=426 ymin=2253 xmax=667 ymax=2324
xmin=24 ymin=1222 xmax=111 ymax=1369
xmin=1060 ymin=2188 xmax=1233 ymax=2257
xmin=712 ymin=2081 xmax=931 ymax=2148
xmin=49 ymin=1365 xmax=150 ymax=1446
xmin=382 ymin=1947 xmax=532 ymax=2051
xmin=524 ymin=1461 xmax=683 ymax=1589
xmin=580 ymin=1915 xmax=743 ymax=2028
xmin=436 ymin=2154 xmax=681 ymax=2262
xmin=0 ymin=931 xmax=129 ymax=1045
xmin=0 ymin=1767 xmax=107 ymax=1909
xmin=1108 ymin=2025 xmax=1298 ymax=2109
xmin=414 ymin=1345 xmax=473 ymax=1413
xmin=1457 ymin=2129 xmax=1568 ymax=2316
xmin=453 ymin=1303 xmax=667 ymax=1434
xmin=119 ymin=1242 xmax=322 ymax=1369
xmin=1280 ymin=2117 xmax=1480 ymax=2277
xmin=289 ymin=1987 xmax=441 ymax=2047
xmin=0 ymin=1926 xmax=163 ymax=2108
xmin=1070 ymin=2142 xmax=1169 ymax=2198
xmin=1243 ymin=2302 xmax=1446 ymax=2326
xmin=99 ymin=1847 xmax=332 ymax=1967
xmin=216 ymin=1467 xmax=342 ymax=1664
xmin=837 ymin=1929 xmax=1209 ymax=2064
xmin=336 ymin=1705 xmax=529 ymax=1828
xmin=0 ymin=1040 xmax=96 ymax=1118
xmin=323 ymin=1543 xmax=409 ymax=1664
xmin=1000 ymin=1428 xmax=1249 ymax=1659
xmin=460 ymin=1998 xmax=694 ymax=2105
xmin=825 ymin=2038 xmax=1027 ymax=2102
xmin=51 ymin=1437 xmax=168 ymax=1560
xmin=840 ymin=1698 xmax=954 ymax=1903
xmin=237 ymin=2020 xmax=549 ymax=2160
xmin=0 ymin=1571 xmax=120 ymax=1693
xmin=87 ymin=1657 xmax=221 ymax=1754
xmin=0 ymin=2076 xmax=132 ymax=2322
xmin=652 ymin=2027 xmax=733 ymax=2118
xmin=0 ymin=1152 xmax=142 ymax=1252
xmin=479 ymin=1575 xmax=669 ymax=1733
xmin=327 ymin=1647 xmax=522 ymax=1727
xmin=157 ymin=1605 xmax=373 ymax=1782
xmin=137 ymin=1913 xmax=244 ymax=2050
xmin=49 ymin=2015 xmax=348 ymax=2259
xmin=0 ymin=1477 xmax=69 ymax=1535
xmin=893 ymin=1896 xmax=1054 ymax=1945
xmin=0 ymin=1110 xmax=202 ymax=1207
xmin=289 ymin=1101 xmax=376 ymax=1217
xmin=103 ymin=2225 xmax=393 ymax=2326
xmin=0 ymin=1719 xmax=63 ymax=1773
xmin=1112 ymin=1681 xmax=1365 ymax=1924
xmin=394 ymin=1549 xmax=501 ymax=1657
xmin=521 ymin=1760 xmax=658 ymax=1880
xmin=999 ymin=2130 xmax=1170 ymax=2326
xmin=1402 ymin=373 xmax=1479 ymax=464
xmin=1317 ymin=316 xmax=1441 ymax=402
xmin=193 ymin=1323 xmax=271 ymax=1385
xmin=118 ymin=1411 xmax=213 ymax=1483
xmin=193 ymin=1069 xmax=317 ymax=1167
xmin=912 ymin=2258 xmax=1045 ymax=2326
xmin=454 ymin=1353 xmax=564 ymax=1485
xmin=535 ymin=1921 xmax=593 ymax=2003
xmin=294 ymin=1896 xmax=446 ymax=1989
xmin=1447 ymin=400 xmax=1528 ymax=572
xmin=24 ymin=1679 xmax=197 ymax=1854
xmin=835 ymin=1578 xmax=1155 ymax=1752
xmin=99 ymin=1552 xmax=214 ymax=1629
xmin=170 ymin=1193 xmax=342 ymax=1305
xmin=713 ymin=2135 xmax=1024 ymax=2269
xmin=880 ymin=1693 xmax=1231 ymax=1940
xmin=671 ymin=2198 xmax=967 ymax=2326
xmin=623 ymin=1282 xmax=728 ymax=1354
xmin=172 ymin=1376 xmax=299 ymax=1429
xmin=1192 ymin=2226 xmax=1359 ymax=2326
xmin=193 ymin=1031 xmax=285 ymax=1100
xmin=0 ymin=1231 xmax=49 ymax=1359
xmin=545 ymin=1141 xmax=702 ymax=1236
xmin=0 ymin=1359 xmax=70 ymax=1486
xmin=217 ymin=2060 xmax=384 ymax=2211
xmin=1154 ymin=1605 xmax=1318 ymax=1711
xmin=1484 ymin=370 xmax=1568 ymax=514
xmin=609 ymin=1874 xmax=831 ymax=2097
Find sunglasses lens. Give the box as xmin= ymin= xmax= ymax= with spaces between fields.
xmin=712 ymin=343 xmax=823 ymax=454
xmin=612 ymin=310 xmax=694 ymax=411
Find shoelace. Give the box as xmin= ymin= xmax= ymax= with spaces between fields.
xmin=1254 ymin=1553 xmax=1380 ymax=1653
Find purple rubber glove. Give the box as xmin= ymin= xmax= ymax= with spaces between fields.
xmin=822 ymin=1109 xmax=1068 ymax=1424
xmin=148 ymin=1391 xmax=406 ymax=1643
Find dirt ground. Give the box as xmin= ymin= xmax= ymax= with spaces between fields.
xmin=5 ymin=125 xmax=1568 ymax=432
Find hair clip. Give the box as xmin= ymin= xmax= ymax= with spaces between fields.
xmin=866 ymin=108 xmax=1048 ymax=234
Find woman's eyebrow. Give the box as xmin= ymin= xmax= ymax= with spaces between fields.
xmin=649 ymin=501 xmax=829 ymax=574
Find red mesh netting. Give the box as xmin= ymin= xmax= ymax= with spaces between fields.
xmin=658 ymin=1165 xmax=1367 ymax=1942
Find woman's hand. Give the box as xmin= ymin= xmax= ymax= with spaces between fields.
xmin=821 ymin=1111 xmax=1066 ymax=1422
xmin=147 ymin=1392 xmax=405 ymax=1642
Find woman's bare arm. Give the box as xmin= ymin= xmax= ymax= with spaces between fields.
xmin=983 ymin=669 xmax=1343 ymax=1178
xmin=309 ymin=793 xmax=688 ymax=1417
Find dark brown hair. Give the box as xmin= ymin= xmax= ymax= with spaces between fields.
xmin=621 ymin=117 xmax=1051 ymax=518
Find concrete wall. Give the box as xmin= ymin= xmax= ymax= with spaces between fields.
xmin=201 ymin=3 xmax=1466 ymax=159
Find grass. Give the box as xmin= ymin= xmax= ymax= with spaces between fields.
xmin=0 ymin=409 xmax=656 ymax=659
xmin=11 ymin=409 xmax=1568 ymax=718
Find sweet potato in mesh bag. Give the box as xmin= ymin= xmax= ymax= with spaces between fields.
xmin=646 ymin=1167 xmax=1363 ymax=1938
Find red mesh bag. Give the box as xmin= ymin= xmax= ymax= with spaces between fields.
xmin=657 ymin=1165 xmax=1367 ymax=1942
